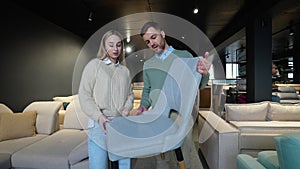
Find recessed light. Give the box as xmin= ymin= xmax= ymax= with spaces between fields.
xmin=193 ymin=8 xmax=199 ymax=14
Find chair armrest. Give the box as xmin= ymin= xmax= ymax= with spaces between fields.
xmin=237 ymin=154 xmax=266 ymax=169
xmin=23 ymin=101 xmax=62 ymax=135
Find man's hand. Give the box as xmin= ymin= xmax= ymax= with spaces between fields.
xmin=197 ymin=52 xmax=211 ymax=76
xmin=135 ymin=105 xmax=147 ymax=115
xmin=98 ymin=114 xmax=112 ymax=132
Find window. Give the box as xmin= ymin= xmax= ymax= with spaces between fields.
xmin=226 ymin=63 xmax=239 ymax=79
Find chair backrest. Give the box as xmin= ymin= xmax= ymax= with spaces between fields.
xmin=166 ymin=57 xmax=201 ymax=129
xmin=139 ymin=57 xmax=202 ymax=136
xmin=275 ymin=134 xmax=300 ymax=169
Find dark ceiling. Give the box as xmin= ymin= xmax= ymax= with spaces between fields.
xmin=10 ymin=0 xmax=300 ymax=56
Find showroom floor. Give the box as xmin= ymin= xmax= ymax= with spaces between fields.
xmin=130 ymin=124 xmax=204 ymax=169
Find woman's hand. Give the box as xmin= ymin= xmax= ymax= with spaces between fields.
xmin=121 ymin=108 xmax=130 ymax=117
xmin=98 ymin=114 xmax=112 ymax=132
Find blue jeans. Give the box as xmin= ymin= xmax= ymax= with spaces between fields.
xmin=88 ymin=121 xmax=130 ymax=169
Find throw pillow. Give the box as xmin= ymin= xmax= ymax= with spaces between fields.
xmin=63 ymin=99 xmax=89 ymax=130
xmin=267 ymin=103 xmax=300 ymax=121
xmin=0 ymin=111 xmax=37 ymax=141
xmin=225 ymin=101 xmax=269 ymax=121
xmin=277 ymin=93 xmax=299 ymax=100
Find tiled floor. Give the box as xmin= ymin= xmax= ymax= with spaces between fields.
xmin=130 ymin=124 xmax=204 ymax=169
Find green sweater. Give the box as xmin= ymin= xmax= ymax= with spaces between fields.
xmin=141 ymin=49 xmax=209 ymax=108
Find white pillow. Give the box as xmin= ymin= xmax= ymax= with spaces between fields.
xmin=268 ymin=102 xmax=300 ymax=121
xmin=225 ymin=102 xmax=269 ymax=121
xmin=63 ymin=96 xmax=89 ymax=130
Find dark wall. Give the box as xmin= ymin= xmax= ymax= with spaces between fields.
xmin=0 ymin=2 xmax=84 ymax=111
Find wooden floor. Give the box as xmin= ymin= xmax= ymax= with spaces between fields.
xmin=130 ymin=124 xmax=204 ymax=169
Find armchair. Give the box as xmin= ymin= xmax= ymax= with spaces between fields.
xmin=237 ymin=133 xmax=300 ymax=169
xmin=106 ymin=57 xmax=202 ymax=169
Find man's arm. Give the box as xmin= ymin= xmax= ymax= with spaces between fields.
xmin=197 ymin=52 xmax=211 ymax=89
xmin=199 ymin=73 xmax=210 ymax=89
xmin=135 ymin=68 xmax=151 ymax=115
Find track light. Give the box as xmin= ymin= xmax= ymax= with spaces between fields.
xmin=88 ymin=11 xmax=93 ymax=22
xmin=289 ymin=20 xmax=294 ymax=36
xmin=193 ymin=8 xmax=199 ymax=14
xmin=289 ymin=28 xmax=294 ymax=36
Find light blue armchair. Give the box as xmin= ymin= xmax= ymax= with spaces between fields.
xmin=106 ymin=57 xmax=202 ymax=169
xmin=237 ymin=133 xmax=300 ymax=169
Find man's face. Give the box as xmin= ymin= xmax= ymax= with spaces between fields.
xmin=142 ymin=27 xmax=166 ymax=54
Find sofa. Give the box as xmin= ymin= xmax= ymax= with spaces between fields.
xmin=0 ymin=96 xmax=89 ymax=169
xmin=272 ymin=86 xmax=300 ymax=104
xmin=197 ymin=101 xmax=300 ymax=169
xmin=237 ymin=133 xmax=300 ymax=169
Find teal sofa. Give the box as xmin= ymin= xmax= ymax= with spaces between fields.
xmin=237 ymin=134 xmax=300 ymax=169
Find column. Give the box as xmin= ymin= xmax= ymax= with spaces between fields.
xmin=246 ymin=15 xmax=272 ymax=102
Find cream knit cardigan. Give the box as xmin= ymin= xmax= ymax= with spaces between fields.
xmin=79 ymin=58 xmax=134 ymax=124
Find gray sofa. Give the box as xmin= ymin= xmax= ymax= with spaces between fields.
xmin=197 ymin=101 xmax=300 ymax=169
xmin=0 ymin=97 xmax=89 ymax=169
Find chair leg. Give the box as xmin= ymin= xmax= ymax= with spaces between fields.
xmin=175 ymin=147 xmax=185 ymax=169
xmin=160 ymin=153 xmax=165 ymax=160
xmin=110 ymin=160 xmax=119 ymax=169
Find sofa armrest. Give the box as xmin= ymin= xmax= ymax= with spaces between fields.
xmin=68 ymin=139 xmax=88 ymax=165
xmin=237 ymin=154 xmax=266 ymax=169
xmin=23 ymin=101 xmax=62 ymax=135
xmin=198 ymin=111 xmax=239 ymax=169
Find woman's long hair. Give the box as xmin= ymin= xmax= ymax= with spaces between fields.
xmin=96 ymin=30 xmax=126 ymax=65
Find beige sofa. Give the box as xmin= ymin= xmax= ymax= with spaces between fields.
xmin=197 ymin=101 xmax=300 ymax=169
xmin=0 ymin=97 xmax=89 ymax=169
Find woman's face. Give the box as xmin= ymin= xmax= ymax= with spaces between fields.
xmin=105 ymin=34 xmax=122 ymax=62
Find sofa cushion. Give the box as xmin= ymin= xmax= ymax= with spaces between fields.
xmin=278 ymin=86 xmax=296 ymax=93
xmin=237 ymin=154 xmax=266 ymax=169
xmin=268 ymin=103 xmax=300 ymax=121
xmin=23 ymin=101 xmax=62 ymax=135
xmin=275 ymin=134 xmax=300 ymax=169
xmin=11 ymin=129 xmax=88 ymax=169
xmin=230 ymin=121 xmax=300 ymax=150
xmin=257 ymin=151 xmax=279 ymax=169
xmin=0 ymin=104 xmax=13 ymax=114
xmin=277 ymin=92 xmax=299 ymax=100
xmin=0 ymin=111 xmax=37 ymax=141
xmin=0 ymin=134 xmax=47 ymax=154
xmin=68 ymin=139 xmax=88 ymax=165
xmin=225 ymin=102 xmax=269 ymax=121
xmin=63 ymin=97 xmax=89 ymax=130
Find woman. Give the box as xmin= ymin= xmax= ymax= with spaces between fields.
xmin=79 ymin=30 xmax=133 ymax=169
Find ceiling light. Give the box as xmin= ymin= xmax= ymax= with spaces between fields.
xmin=289 ymin=28 xmax=294 ymax=36
xmin=88 ymin=12 xmax=93 ymax=22
xmin=125 ymin=46 xmax=132 ymax=53
xmin=193 ymin=8 xmax=199 ymax=14
xmin=289 ymin=20 xmax=294 ymax=36
xmin=126 ymin=36 xmax=130 ymax=43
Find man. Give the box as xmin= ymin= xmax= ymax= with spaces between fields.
xmin=135 ymin=21 xmax=211 ymax=169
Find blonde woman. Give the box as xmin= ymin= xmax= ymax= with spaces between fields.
xmin=79 ymin=30 xmax=133 ymax=169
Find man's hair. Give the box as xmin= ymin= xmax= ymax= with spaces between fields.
xmin=140 ymin=21 xmax=162 ymax=37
